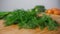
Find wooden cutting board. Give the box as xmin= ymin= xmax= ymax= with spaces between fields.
xmin=0 ymin=15 xmax=60 ymax=34
xmin=50 ymin=15 xmax=60 ymax=24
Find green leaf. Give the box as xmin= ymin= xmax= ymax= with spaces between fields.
xmin=0 ymin=12 xmax=10 ymax=19
xmin=4 ymin=12 xmax=18 ymax=26
xmin=34 ymin=5 xmax=46 ymax=12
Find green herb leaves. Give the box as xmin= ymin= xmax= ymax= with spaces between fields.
xmin=34 ymin=5 xmax=46 ymax=12
xmin=38 ymin=14 xmax=59 ymax=30
xmin=0 ymin=12 xmax=10 ymax=19
xmin=0 ymin=5 xmax=59 ymax=30
xmin=4 ymin=12 xmax=18 ymax=26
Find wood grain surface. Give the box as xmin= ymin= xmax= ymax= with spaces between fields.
xmin=0 ymin=15 xmax=60 ymax=34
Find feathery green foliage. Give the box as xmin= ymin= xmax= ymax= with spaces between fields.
xmin=0 ymin=12 xmax=10 ymax=19
xmin=0 ymin=5 xmax=59 ymax=30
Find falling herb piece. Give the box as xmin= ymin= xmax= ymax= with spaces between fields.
xmin=34 ymin=5 xmax=46 ymax=13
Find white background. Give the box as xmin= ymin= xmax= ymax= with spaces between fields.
xmin=0 ymin=0 xmax=60 ymax=11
